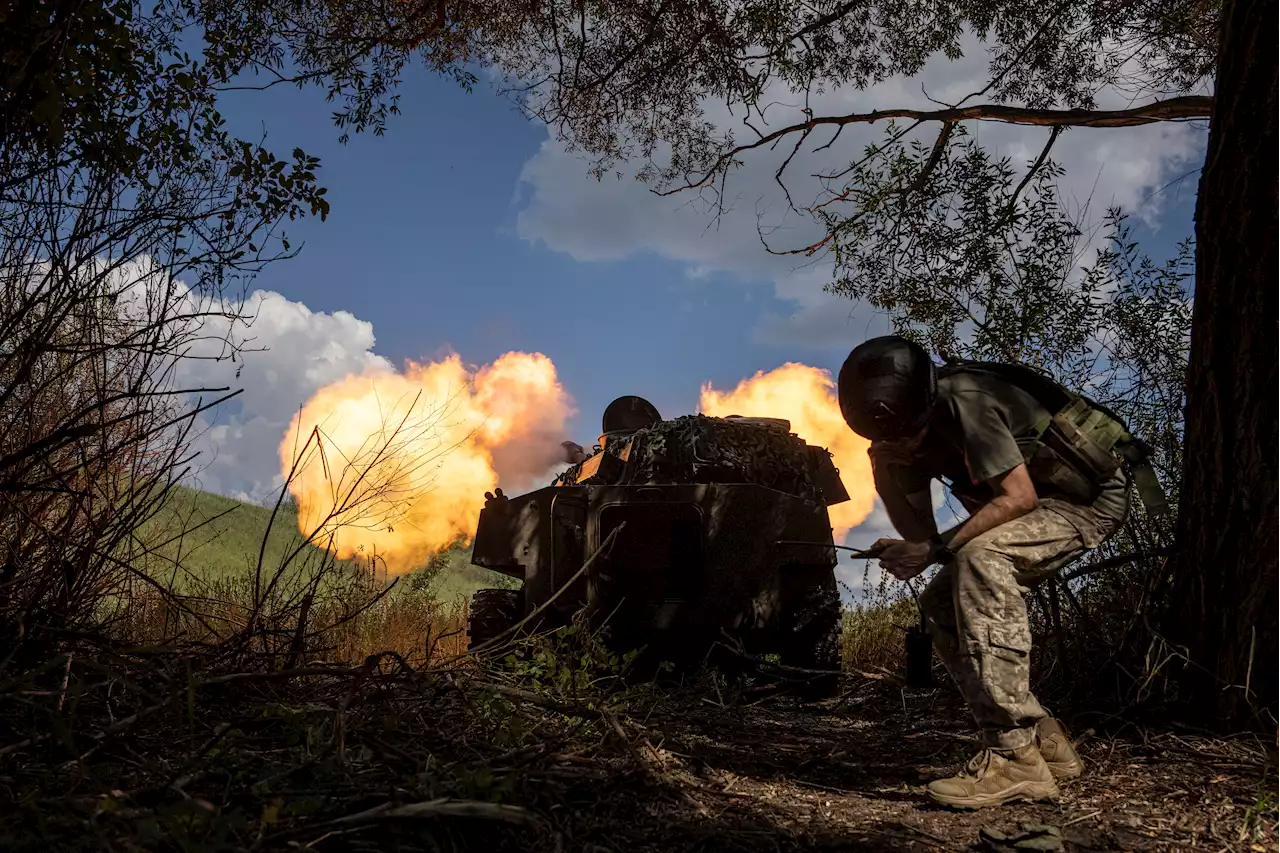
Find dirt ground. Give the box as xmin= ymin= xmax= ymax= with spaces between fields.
xmin=609 ymin=683 xmax=1278 ymax=852
xmin=2 ymin=663 xmax=1275 ymax=853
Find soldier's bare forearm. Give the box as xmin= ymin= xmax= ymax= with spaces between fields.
xmin=945 ymin=464 xmax=1039 ymax=552
xmin=944 ymin=496 xmax=1029 ymax=552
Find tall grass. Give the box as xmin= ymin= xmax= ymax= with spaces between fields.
xmin=121 ymin=567 xmax=471 ymax=667
xmin=132 ymin=487 xmax=361 ymax=590
xmin=120 ymin=477 xmax=511 ymax=668
xmin=841 ymin=597 xmax=920 ymax=674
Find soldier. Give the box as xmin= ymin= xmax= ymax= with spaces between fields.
xmin=836 ymin=336 xmax=1134 ymax=810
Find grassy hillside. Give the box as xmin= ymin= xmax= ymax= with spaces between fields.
xmin=421 ymin=545 xmax=522 ymax=606
xmin=135 ymin=485 xmax=513 ymax=601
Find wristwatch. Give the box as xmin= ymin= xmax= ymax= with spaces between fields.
xmin=929 ymin=533 xmax=955 ymax=566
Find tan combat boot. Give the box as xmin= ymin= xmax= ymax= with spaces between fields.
xmin=926 ymin=744 xmax=1060 ymax=809
xmin=1037 ymin=717 xmax=1084 ymax=780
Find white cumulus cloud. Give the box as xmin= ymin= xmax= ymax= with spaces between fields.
xmin=175 ymin=290 xmax=394 ymax=503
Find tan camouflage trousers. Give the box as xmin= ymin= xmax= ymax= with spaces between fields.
xmin=919 ymin=498 xmax=1124 ymax=750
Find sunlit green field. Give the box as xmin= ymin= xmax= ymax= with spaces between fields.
xmin=135 ymin=485 xmax=512 ymax=602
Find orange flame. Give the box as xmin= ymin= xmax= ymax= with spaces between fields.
xmin=699 ymin=363 xmax=876 ymax=541
xmin=279 ymin=351 xmax=574 ymax=575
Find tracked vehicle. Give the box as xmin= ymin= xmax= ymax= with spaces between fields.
xmin=466 ymin=396 xmax=852 ymax=695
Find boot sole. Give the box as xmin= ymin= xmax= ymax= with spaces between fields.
xmin=927 ymin=780 xmax=1060 ymax=810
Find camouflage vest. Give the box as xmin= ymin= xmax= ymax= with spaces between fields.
xmin=936 ymin=359 xmax=1170 ymax=518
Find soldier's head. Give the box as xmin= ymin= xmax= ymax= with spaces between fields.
xmin=837 ymin=336 xmax=937 ymax=442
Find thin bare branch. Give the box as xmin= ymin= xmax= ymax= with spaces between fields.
xmin=657 ymin=95 xmax=1213 ymax=196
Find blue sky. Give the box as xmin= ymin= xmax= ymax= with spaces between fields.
xmin=183 ymin=57 xmax=1204 ymax=587
xmin=210 ymin=71 xmax=877 ymax=431
xmin=209 ymin=69 xmax=1198 ymax=427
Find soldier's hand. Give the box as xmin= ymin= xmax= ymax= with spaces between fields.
xmin=878 ymin=539 xmax=932 ymax=580
xmin=869 ymin=537 xmax=903 ymax=555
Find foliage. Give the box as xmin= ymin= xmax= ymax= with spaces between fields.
xmin=98 ymin=2 xmax=1219 ymax=191
xmin=2 ymin=0 xmax=147 ymax=157
xmin=824 ymin=124 xmax=1100 ymax=366
xmin=166 ymin=0 xmax=482 ymax=140
xmin=1242 ymin=788 xmax=1280 ymax=846
xmin=494 ymin=618 xmax=642 ymax=703
xmin=0 ymin=0 xmax=340 ymax=657
xmin=840 ymin=595 xmax=920 ymax=673
xmin=478 ymin=0 xmax=1218 ymax=186
xmin=824 ymin=122 xmax=1194 ymax=499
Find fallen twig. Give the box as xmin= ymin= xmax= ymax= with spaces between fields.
xmin=1064 ymin=810 xmax=1103 ymax=827
xmin=470 ymin=679 xmax=606 ymax=717
xmin=327 ymin=797 xmax=543 ymax=828
xmin=605 ymin=710 xmax=655 ymax=778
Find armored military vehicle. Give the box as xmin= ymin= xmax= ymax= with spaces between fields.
xmin=466 ymin=395 xmax=852 ymax=696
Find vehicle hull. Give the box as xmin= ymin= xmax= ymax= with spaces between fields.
xmin=471 ymin=482 xmax=839 ymax=657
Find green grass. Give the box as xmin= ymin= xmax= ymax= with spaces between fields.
xmin=135 ymin=485 xmax=513 ymax=601
xmin=135 ymin=487 xmax=335 ymax=585
xmin=423 ymin=546 xmax=521 ymax=605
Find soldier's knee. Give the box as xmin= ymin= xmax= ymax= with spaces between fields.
xmin=951 ymin=536 xmax=999 ymax=574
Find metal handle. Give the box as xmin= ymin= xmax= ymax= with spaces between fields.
xmin=774 ymin=539 xmax=889 ymax=560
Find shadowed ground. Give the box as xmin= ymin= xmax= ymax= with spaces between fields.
xmin=1 ymin=653 xmax=1272 ymax=852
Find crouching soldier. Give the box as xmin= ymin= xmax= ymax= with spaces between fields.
xmin=836 ymin=336 xmax=1162 ymax=809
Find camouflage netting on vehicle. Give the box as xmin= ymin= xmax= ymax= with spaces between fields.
xmin=554 ymin=415 xmax=827 ymax=502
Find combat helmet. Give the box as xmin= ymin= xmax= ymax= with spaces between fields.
xmin=837 ymin=336 xmax=938 ymax=441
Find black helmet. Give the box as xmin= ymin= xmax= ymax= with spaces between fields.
xmin=601 ymin=395 xmax=662 ymax=434
xmin=837 ymin=336 xmax=938 ymax=441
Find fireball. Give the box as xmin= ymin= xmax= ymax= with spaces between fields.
xmin=279 ymin=351 xmax=574 ymax=575
xmin=699 ymin=363 xmax=876 ymax=541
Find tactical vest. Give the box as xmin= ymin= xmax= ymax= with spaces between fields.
xmin=936 ymin=359 xmax=1170 ymax=517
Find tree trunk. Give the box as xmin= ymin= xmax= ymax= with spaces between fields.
xmin=1165 ymin=0 xmax=1278 ymax=728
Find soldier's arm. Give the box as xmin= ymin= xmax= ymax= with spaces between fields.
xmin=939 ymin=389 xmax=1041 ymax=549
xmin=941 ymin=462 xmax=1039 ymax=552
xmin=870 ymin=452 xmax=937 ymax=543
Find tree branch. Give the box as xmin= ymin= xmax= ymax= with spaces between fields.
xmin=657 ymin=95 xmax=1213 ymax=196
xmin=1061 ymin=548 xmax=1176 ymax=583
xmin=903 ymin=120 xmax=956 ymax=199
xmin=1008 ymin=125 xmax=1063 ymax=213
xmin=790 ymin=0 xmax=867 ymax=43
